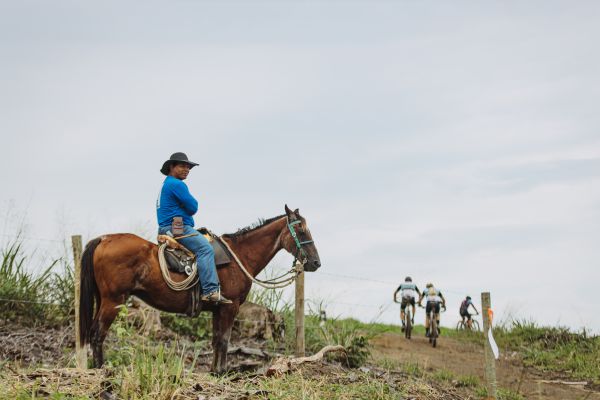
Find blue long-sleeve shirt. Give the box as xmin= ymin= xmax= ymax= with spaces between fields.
xmin=156 ymin=176 xmax=199 ymax=227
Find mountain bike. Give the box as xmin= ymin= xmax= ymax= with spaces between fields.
xmin=394 ymin=298 xmax=414 ymax=339
xmin=405 ymin=305 xmax=413 ymax=339
xmin=456 ymin=314 xmax=480 ymax=332
xmin=421 ymin=303 xmax=445 ymax=348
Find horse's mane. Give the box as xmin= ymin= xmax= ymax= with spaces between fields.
xmin=222 ymin=214 xmax=286 ymax=241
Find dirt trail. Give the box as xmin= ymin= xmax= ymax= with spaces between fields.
xmin=371 ymin=332 xmax=599 ymax=400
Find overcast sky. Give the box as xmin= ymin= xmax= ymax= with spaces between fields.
xmin=1 ymin=1 xmax=599 ymax=332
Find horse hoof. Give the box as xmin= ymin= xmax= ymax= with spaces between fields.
xmin=210 ymin=369 xmax=230 ymax=378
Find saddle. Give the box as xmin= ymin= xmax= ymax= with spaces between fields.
xmin=157 ymin=228 xmax=232 ymax=275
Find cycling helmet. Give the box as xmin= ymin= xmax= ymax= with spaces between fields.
xmin=405 ymin=276 xmax=412 ymax=282
xmin=426 ymin=282 xmax=433 ymax=288
xmin=466 ymin=295 xmax=471 ymax=300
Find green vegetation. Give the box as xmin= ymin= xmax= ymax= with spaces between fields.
xmin=256 ymin=370 xmax=401 ymax=400
xmin=0 ymin=241 xmax=72 ymax=324
xmin=160 ymin=312 xmax=211 ymax=340
xmin=432 ymin=369 xmax=454 ymax=382
xmin=2 ymin=239 xmax=599 ymax=398
xmin=475 ymin=386 xmax=526 ymax=400
xmin=455 ymin=374 xmax=479 ymax=388
xmin=449 ymin=319 xmax=600 ymax=382
xmin=496 ymin=320 xmax=600 ymax=382
xmin=248 ymin=287 xmax=374 ymax=368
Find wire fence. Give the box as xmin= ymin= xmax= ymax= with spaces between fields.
xmin=0 ymin=297 xmax=60 ymax=305
xmin=0 ymin=233 xmax=65 ymax=243
xmin=0 ymin=233 xmax=466 ymax=293
xmin=0 ymin=233 xmax=472 ymax=324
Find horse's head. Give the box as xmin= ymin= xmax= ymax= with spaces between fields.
xmin=282 ymin=204 xmax=321 ymax=272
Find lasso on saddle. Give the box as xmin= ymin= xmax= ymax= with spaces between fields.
xmin=157 ymin=228 xmax=233 ymax=316
xmin=157 ymin=228 xmax=232 ymax=275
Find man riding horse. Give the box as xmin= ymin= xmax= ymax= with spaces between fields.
xmin=78 ymin=153 xmax=321 ymax=373
xmin=157 ymin=152 xmax=232 ymax=305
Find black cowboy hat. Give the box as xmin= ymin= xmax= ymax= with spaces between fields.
xmin=160 ymin=152 xmax=199 ymax=175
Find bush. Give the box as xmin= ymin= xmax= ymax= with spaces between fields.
xmin=344 ymin=335 xmax=370 ymax=368
xmin=160 ymin=313 xmax=212 ymax=341
xmin=247 ymin=287 xmax=373 ymax=368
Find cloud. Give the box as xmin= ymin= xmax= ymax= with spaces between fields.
xmin=1 ymin=1 xmax=600 ymax=331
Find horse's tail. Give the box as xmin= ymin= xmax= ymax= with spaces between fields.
xmin=79 ymin=237 xmax=102 ymax=347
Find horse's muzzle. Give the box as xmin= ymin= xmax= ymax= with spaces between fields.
xmin=305 ymin=259 xmax=321 ymax=271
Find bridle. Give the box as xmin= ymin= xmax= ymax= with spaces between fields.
xmin=216 ymin=215 xmax=314 ymax=290
xmin=286 ymin=216 xmax=313 ymax=265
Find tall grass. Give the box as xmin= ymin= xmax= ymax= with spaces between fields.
xmin=451 ymin=318 xmax=600 ymax=382
xmin=104 ymin=305 xmax=201 ymax=399
xmin=113 ymin=341 xmax=195 ymax=399
xmin=500 ymin=320 xmax=600 ymax=381
xmin=0 ymin=240 xmax=72 ymax=324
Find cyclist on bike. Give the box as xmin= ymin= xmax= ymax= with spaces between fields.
xmin=418 ymin=282 xmax=446 ymax=337
xmin=393 ymin=276 xmax=421 ymax=332
xmin=459 ymin=295 xmax=479 ymax=329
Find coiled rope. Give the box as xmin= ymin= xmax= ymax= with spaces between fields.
xmin=158 ymin=242 xmax=198 ymax=291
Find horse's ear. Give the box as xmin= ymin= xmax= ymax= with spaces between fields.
xmin=294 ymin=208 xmax=299 ymax=215
xmin=285 ymin=204 xmax=293 ymax=216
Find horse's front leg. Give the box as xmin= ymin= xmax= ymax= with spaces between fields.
xmin=211 ymin=303 xmax=239 ymax=374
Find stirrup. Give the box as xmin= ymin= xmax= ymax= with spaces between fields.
xmin=201 ymin=290 xmax=233 ymax=304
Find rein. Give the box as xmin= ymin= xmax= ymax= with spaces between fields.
xmin=217 ymin=216 xmax=312 ymax=290
xmin=158 ymin=215 xmax=313 ymax=291
xmin=218 ymin=235 xmax=301 ymax=289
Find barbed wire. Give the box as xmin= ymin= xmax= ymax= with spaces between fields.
xmin=0 ymin=233 xmax=469 ymax=295
xmin=312 ymin=270 xmax=390 ymax=285
xmin=0 ymin=233 xmax=65 ymax=243
xmin=0 ymin=233 xmax=472 ymax=321
xmin=0 ymin=297 xmax=61 ymax=305
xmin=311 ymin=270 xmax=467 ymax=296
xmin=0 ymin=296 xmax=387 ymax=313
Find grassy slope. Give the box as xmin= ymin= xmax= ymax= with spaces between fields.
xmin=1 ymin=243 xmax=598 ymax=399
xmin=338 ymin=312 xmax=600 ymax=383
xmin=1 ymin=309 xmax=597 ymax=399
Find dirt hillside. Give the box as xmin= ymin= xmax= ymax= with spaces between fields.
xmin=371 ymin=331 xmax=600 ymax=400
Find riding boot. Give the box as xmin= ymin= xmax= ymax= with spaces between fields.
xmin=201 ymin=290 xmax=233 ymax=304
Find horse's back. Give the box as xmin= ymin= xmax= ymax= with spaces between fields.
xmin=97 ymin=233 xmax=155 ymax=253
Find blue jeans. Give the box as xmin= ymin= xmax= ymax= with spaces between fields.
xmin=159 ymin=225 xmax=219 ymax=295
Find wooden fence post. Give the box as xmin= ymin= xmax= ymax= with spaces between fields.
xmin=72 ymin=235 xmax=87 ymax=369
xmin=295 ymin=263 xmax=305 ymax=357
xmin=481 ymin=292 xmax=497 ymax=399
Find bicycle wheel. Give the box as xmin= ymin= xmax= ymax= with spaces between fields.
xmin=456 ymin=320 xmax=465 ymax=331
xmin=472 ymin=319 xmax=481 ymax=332
xmin=430 ymin=312 xmax=438 ymax=348
xmin=405 ymin=309 xmax=412 ymax=339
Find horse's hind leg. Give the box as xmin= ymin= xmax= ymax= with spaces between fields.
xmin=91 ymin=299 xmax=121 ymax=367
xmin=211 ymin=305 xmax=238 ymax=374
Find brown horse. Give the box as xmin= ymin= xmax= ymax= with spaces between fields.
xmin=79 ymin=205 xmax=320 ymax=373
